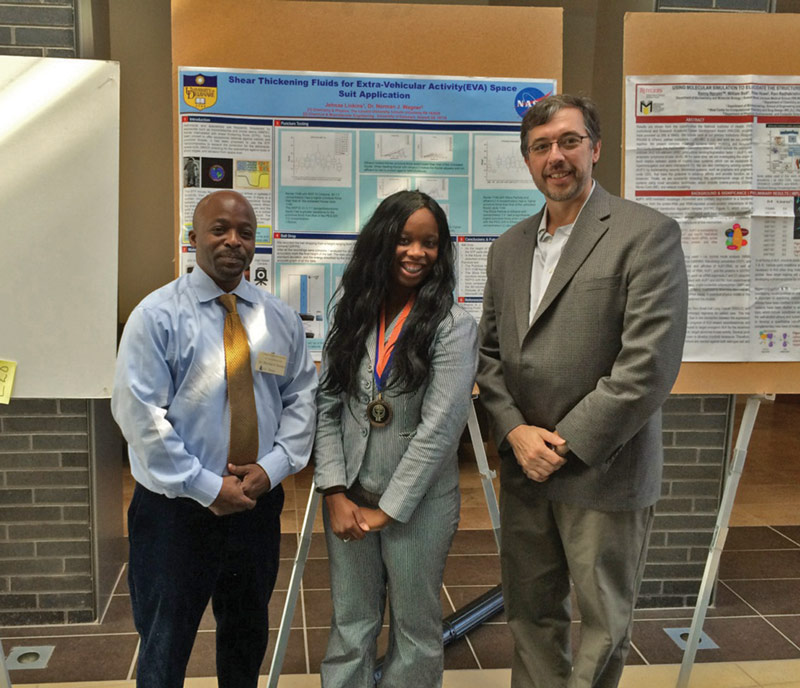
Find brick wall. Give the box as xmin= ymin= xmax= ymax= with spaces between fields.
xmin=639 ymin=394 xmax=731 ymax=607
xmin=0 ymin=399 xmax=93 ymax=625
xmin=0 ymin=0 xmax=75 ymax=58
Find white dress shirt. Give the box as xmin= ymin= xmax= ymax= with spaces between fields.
xmin=529 ymin=182 xmax=596 ymax=324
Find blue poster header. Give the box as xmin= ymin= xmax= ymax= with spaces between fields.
xmin=179 ymin=68 xmax=556 ymax=123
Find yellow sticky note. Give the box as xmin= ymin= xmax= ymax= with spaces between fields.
xmin=0 ymin=360 xmax=17 ymax=404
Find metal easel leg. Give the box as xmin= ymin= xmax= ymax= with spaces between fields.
xmin=676 ymin=394 xmax=767 ymax=688
xmin=0 ymin=640 xmax=13 ymax=688
xmin=267 ymin=483 xmax=321 ymax=688
xmin=467 ymin=397 xmax=502 ymax=552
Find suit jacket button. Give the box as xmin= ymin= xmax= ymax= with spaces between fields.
xmin=361 ymin=427 xmax=368 ymax=437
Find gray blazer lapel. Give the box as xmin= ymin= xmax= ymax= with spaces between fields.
xmin=514 ymin=214 xmax=540 ymax=349
xmin=530 ymin=186 xmax=611 ymax=327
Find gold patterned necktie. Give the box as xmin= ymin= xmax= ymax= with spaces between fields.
xmin=219 ymin=294 xmax=259 ymax=465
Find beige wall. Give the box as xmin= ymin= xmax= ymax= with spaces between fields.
xmin=109 ymin=0 xmax=174 ymax=322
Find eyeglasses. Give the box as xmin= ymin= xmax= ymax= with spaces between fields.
xmin=526 ymin=134 xmax=590 ymax=157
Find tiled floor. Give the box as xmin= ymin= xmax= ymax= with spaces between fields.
xmin=2 ymin=396 xmax=799 ymax=686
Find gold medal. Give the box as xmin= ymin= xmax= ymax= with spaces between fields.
xmin=366 ymin=394 xmax=393 ymax=427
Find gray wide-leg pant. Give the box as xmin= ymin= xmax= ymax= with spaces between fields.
xmin=320 ymin=489 xmax=459 ymax=688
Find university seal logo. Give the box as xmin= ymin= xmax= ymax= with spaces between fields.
xmin=183 ymin=74 xmax=217 ymax=111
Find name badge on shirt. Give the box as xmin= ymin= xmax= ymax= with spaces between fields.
xmin=256 ymin=352 xmax=287 ymax=376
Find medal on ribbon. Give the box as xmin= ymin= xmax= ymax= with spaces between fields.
xmin=366 ymin=396 xmax=392 ymax=427
xmin=367 ymin=295 xmax=415 ymax=428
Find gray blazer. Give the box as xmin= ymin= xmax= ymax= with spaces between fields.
xmin=314 ymin=304 xmax=478 ymax=523
xmin=477 ymin=184 xmax=688 ymax=511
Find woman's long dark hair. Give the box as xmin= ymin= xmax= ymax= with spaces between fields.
xmin=321 ymin=190 xmax=455 ymax=398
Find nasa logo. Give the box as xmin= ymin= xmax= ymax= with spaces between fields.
xmin=514 ymin=87 xmax=548 ymax=118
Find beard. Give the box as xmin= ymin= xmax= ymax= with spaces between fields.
xmin=537 ymin=164 xmax=587 ymax=202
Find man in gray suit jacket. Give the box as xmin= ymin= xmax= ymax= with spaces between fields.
xmin=477 ymin=94 xmax=688 ymax=688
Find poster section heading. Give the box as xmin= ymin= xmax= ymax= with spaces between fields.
xmin=179 ymin=68 xmax=555 ymax=355
xmin=625 ymin=75 xmax=800 ymax=363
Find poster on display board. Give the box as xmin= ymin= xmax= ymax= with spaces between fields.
xmin=178 ymin=68 xmax=556 ymax=354
xmin=625 ymin=75 xmax=800 ymax=363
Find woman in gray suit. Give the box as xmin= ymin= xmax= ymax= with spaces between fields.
xmin=314 ymin=190 xmax=478 ymax=687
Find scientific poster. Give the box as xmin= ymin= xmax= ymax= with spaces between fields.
xmin=179 ymin=68 xmax=556 ymax=354
xmin=625 ymin=75 xmax=800 ymax=362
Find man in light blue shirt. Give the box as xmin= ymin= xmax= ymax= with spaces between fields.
xmin=112 ymin=190 xmax=317 ymax=688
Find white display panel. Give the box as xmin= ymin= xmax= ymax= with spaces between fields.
xmin=0 ymin=56 xmax=119 ymax=398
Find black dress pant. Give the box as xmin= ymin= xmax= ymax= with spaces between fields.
xmin=127 ymin=483 xmax=284 ymax=688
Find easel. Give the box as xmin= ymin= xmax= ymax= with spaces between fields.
xmin=622 ymin=12 xmax=800 ymax=684
xmin=266 ymin=396 xmax=502 ymax=687
xmin=676 ymin=394 xmax=769 ymax=688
